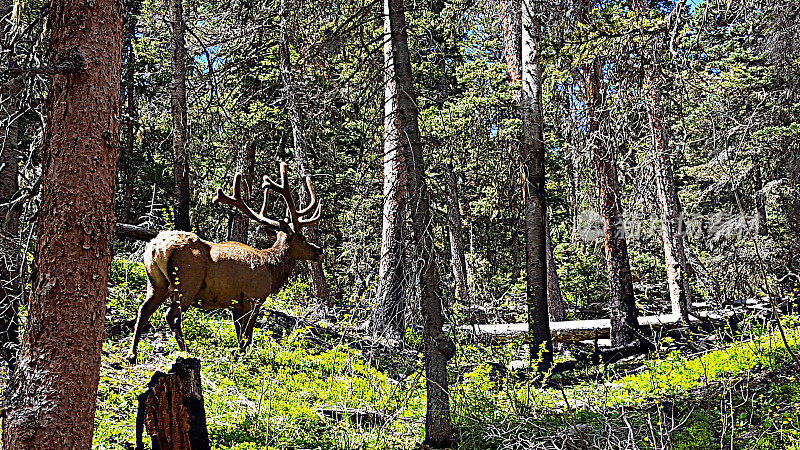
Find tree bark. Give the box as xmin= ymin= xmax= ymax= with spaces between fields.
xmin=510 ymin=225 xmax=521 ymax=279
xmin=520 ymin=0 xmax=553 ymax=371
xmin=372 ymin=0 xmax=412 ymax=343
xmin=444 ymin=164 xmax=470 ymax=307
xmin=2 ymin=0 xmax=122 ymax=446
xmin=135 ymin=358 xmax=210 ymax=450
xmin=385 ymin=0 xmax=455 ymax=444
xmin=228 ymin=141 xmax=255 ymax=244
xmin=500 ymin=0 xmax=522 ymax=83
xmin=119 ymin=1 xmax=141 ymax=225
xmin=278 ymin=0 xmax=332 ymax=307
xmin=578 ymin=0 xmax=640 ymax=346
xmin=632 ymin=0 xmax=692 ymax=320
xmin=0 ymin=3 xmax=21 ymax=369
xmin=546 ymin=215 xmax=565 ymax=321
xmin=170 ymin=0 xmax=191 ymax=232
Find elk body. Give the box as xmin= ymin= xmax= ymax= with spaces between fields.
xmin=126 ymin=162 xmax=323 ymax=364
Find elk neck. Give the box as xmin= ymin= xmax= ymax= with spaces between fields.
xmin=260 ymin=231 xmax=298 ymax=290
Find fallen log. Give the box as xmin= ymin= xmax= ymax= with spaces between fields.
xmin=115 ymin=223 xmax=158 ymax=241
xmin=460 ymin=313 xmax=712 ymax=343
xmin=318 ymin=406 xmax=390 ymax=427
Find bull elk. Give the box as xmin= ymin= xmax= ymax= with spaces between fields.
xmin=126 ymin=162 xmax=323 ymax=364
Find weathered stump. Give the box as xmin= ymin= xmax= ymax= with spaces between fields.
xmin=135 ymin=357 xmax=210 ymax=450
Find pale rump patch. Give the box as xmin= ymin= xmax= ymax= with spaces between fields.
xmin=145 ymin=231 xmax=203 ymax=283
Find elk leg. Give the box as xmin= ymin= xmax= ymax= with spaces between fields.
xmin=126 ymin=279 xmax=169 ymax=364
xmin=231 ymin=304 xmax=245 ymax=349
xmin=165 ymin=301 xmax=187 ymax=352
xmin=240 ymin=301 xmax=262 ymax=353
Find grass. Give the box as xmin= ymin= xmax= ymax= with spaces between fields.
xmin=94 ymin=258 xmax=800 ymax=449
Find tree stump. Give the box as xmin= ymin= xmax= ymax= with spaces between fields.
xmin=135 ymin=357 xmax=210 ymax=450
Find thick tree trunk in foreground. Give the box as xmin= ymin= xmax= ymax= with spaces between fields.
xmin=385 ymin=0 xmax=455 ymax=444
xmin=444 ymin=164 xmax=470 ymax=307
xmin=136 ymin=358 xmax=209 ymax=450
xmin=170 ymin=0 xmax=191 ymax=231
xmin=2 ymin=0 xmax=122 ymax=446
xmin=520 ymin=0 xmax=553 ymax=371
xmin=579 ymin=0 xmax=639 ymax=346
xmin=279 ymin=0 xmax=332 ymax=306
xmin=228 ymin=141 xmax=255 ymax=243
xmin=373 ymin=0 xmax=411 ymax=342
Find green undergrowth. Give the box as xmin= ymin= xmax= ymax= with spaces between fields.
xmin=96 ymin=258 xmax=800 ymax=449
xmin=97 ymin=317 xmax=426 ymax=449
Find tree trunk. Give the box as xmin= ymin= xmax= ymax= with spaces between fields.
xmin=119 ymin=1 xmax=141 ymax=225
xmin=135 ymin=358 xmax=209 ymax=450
xmin=754 ymin=164 xmax=767 ymax=236
xmin=228 ymin=141 xmax=255 ymax=243
xmin=633 ymin=0 xmax=692 ymax=319
xmin=520 ymin=0 xmax=552 ymax=371
xmin=170 ymin=0 xmax=191 ymax=232
xmin=546 ymin=216 xmax=565 ymax=321
xmin=385 ymin=0 xmax=455 ymax=444
xmin=444 ymin=164 xmax=470 ymax=307
xmin=500 ymin=0 xmax=522 ymax=83
xmin=578 ymin=0 xmax=639 ymax=346
xmin=372 ymin=0 xmax=412 ymax=343
xmin=279 ymin=0 xmax=332 ymax=307
xmin=510 ymin=225 xmax=521 ymax=279
xmin=2 ymin=0 xmax=122 ymax=446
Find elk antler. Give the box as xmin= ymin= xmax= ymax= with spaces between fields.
xmin=213 ymin=172 xmax=289 ymax=232
xmin=262 ymin=162 xmax=322 ymax=232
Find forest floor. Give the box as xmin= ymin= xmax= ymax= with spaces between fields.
xmin=92 ymin=259 xmax=800 ymax=450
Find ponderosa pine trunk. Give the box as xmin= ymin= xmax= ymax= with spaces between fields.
xmin=579 ymin=0 xmax=639 ymax=346
xmin=633 ymin=0 xmax=691 ymax=320
xmin=372 ymin=0 xmax=411 ymax=343
xmin=279 ymin=0 xmax=332 ymax=307
xmin=170 ymin=0 xmax=191 ymax=232
xmin=385 ymin=0 xmax=455 ymax=444
xmin=228 ymin=141 xmax=255 ymax=243
xmin=520 ymin=0 xmax=553 ymax=371
xmin=444 ymin=164 xmax=471 ymax=307
xmin=2 ymin=0 xmax=122 ymax=446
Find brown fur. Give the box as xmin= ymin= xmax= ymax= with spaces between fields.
xmin=126 ymin=229 xmax=321 ymax=363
